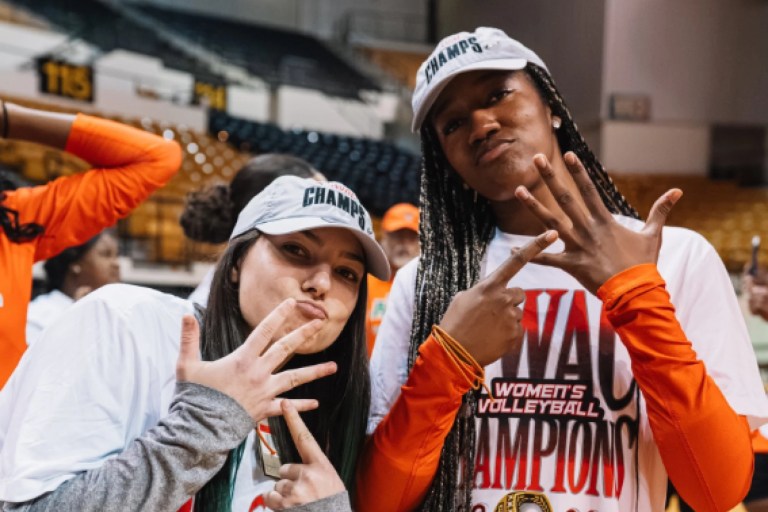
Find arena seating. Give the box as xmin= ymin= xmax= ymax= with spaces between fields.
xmin=209 ymin=112 xmax=420 ymax=216
xmin=5 ymin=0 xmax=225 ymax=84
xmin=135 ymin=3 xmax=380 ymax=99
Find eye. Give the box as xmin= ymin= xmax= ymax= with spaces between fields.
xmin=336 ymin=267 xmax=361 ymax=284
xmin=486 ymin=88 xmax=512 ymax=106
xmin=441 ymin=118 xmax=464 ymax=136
xmin=282 ymin=243 xmax=309 ymax=259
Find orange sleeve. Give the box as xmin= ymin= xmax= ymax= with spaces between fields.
xmin=356 ymin=335 xmax=474 ymax=512
xmin=598 ymin=263 xmax=753 ymax=512
xmin=7 ymin=113 xmax=181 ymax=261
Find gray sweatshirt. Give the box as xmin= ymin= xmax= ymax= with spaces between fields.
xmin=0 ymin=382 xmax=350 ymax=512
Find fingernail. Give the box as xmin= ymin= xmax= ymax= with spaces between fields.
xmin=533 ymin=154 xmax=546 ymax=167
xmin=545 ymin=230 xmax=558 ymax=242
xmin=516 ymin=186 xmax=530 ymax=199
xmin=564 ymin=152 xmax=576 ymax=164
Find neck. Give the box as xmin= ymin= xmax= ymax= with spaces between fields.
xmin=60 ymin=276 xmax=80 ymax=300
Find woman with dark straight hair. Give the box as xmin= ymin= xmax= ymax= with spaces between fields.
xmin=360 ymin=27 xmax=768 ymax=512
xmin=181 ymin=153 xmax=324 ymax=307
xmin=0 ymin=176 xmax=389 ymax=512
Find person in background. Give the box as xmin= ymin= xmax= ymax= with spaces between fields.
xmin=738 ymin=270 xmax=768 ymax=511
xmin=365 ymin=203 xmax=419 ymax=356
xmin=0 ymin=101 xmax=181 ymax=387
xmin=181 ymin=154 xmax=324 ymax=307
xmin=26 ymin=230 xmax=120 ymax=346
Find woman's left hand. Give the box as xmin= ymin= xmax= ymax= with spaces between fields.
xmin=265 ymin=400 xmax=346 ymax=510
xmin=514 ymin=152 xmax=682 ymax=294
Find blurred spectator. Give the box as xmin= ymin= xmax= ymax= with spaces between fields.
xmin=741 ymin=270 xmax=768 ymax=511
xmin=26 ymin=230 xmax=120 ymax=346
xmin=365 ymin=202 xmax=419 ymax=356
xmin=181 ymin=154 xmax=324 ymax=307
xmin=0 ymin=101 xmax=181 ymax=387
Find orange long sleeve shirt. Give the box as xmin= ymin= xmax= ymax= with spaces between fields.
xmin=0 ymin=114 xmax=181 ymax=387
xmin=358 ymin=264 xmax=754 ymax=512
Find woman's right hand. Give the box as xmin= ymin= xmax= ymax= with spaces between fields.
xmin=438 ymin=231 xmax=558 ymax=367
xmin=175 ymin=299 xmax=337 ymax=422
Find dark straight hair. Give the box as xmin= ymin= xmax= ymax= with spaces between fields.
xmin=409 ymin=63 xmax=638 ymax=511
xmin=193 ymin=229 xmax=370 ymax=511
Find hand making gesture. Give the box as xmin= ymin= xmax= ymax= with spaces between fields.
xmin=439 ymin=230 xmax=558 ymax=366
xmin=514 ymin=152 xmax=683 ymax=294
xmin=265 ymin=400 xmax=347 ymax=510
xmin=176 ymin=298 xmax=338 ymax=422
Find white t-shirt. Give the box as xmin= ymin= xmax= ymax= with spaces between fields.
xmin=369 ymin=217 xmax=768 ymax=512
xmin=25 ymin=289 xmax=74 ymax=346
xmin=0 ymin=284 xmax=277 ymax=510
xmin=188 ymin=266 xmax=215 ymax=308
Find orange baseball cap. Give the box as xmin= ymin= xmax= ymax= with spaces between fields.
xmin=382 ymin=203 xmax=419 ymax=233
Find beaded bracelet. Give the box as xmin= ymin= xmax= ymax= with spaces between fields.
xmin=432 ymin=325 xmax=495 ymax=400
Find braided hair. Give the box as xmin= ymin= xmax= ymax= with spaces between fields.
xmin=0 ymin=173 xmax=44 ymax=243
xmin=408 ymin=63 xmax=638 ymax=511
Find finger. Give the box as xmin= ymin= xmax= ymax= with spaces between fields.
xmin=486 ymin=230 xmax=558 ymax=286
xmin=279 ymin=463 xmax=302 ymax=480
xmin=273 ymin=362 xmax=337 ymax=396
xmin=515 ymin=186 xmax=571 ymax=237
xmin=563 ymin=151 xmax=612 ymax=222
xmin=533 ymin=153 xmax=590 ymax=228
xmin=262 ymin=398 xmax=320 ymax=418
xmin=261 ymin=319 xmax=324 ymax=371
xmin=175 ymin=315 xmax=200 ymax=381
xmin=275 ymin=479 xmax=294 ymax=496
xmin=240 ymin=299 xmax=298 ymax=360
xmin=529 ymin=251 xmax=570 ymax=270
xmin=281 ymin=399 xmax=327 ymax=464
xmin=643 ymin=189 xmax=682 ymax=237
xmin=264 ymin=490 xmax=287 ymax=510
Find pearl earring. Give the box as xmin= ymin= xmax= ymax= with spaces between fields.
xmin=552 ymin=117 xmax=562 ymax=129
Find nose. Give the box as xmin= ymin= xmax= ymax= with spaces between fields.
xmin=302 ymin=265 xmax=331 ymax=298
xmin=468 ymin=108 xmax=500 ymax=146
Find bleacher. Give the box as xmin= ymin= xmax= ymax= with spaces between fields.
xmin=135 ymin=3 xmax=380 ymax=99
xmin=5 ymin=0 xmax=226 ymax=84
xmin=209 ymin=112 xmax=420 ymax=216
xmin=613 ymin=173 xmax=768 ymax=272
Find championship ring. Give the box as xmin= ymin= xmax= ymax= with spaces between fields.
xmin=494 ymin=491 xmax=553 ymax=512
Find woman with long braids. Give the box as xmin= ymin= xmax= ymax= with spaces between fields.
xmin=0 ymin=101 xmax=181 ymax=387
xmin=360 ymin=28 xmax=768 ymax=512
xmin=0 ymin=176 xmax=390 ymax=511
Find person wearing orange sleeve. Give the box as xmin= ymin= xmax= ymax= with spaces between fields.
xmin=365 ymin=203 xmax=420 ymax=356
xmin=365 ymin=27 xmax=768 ymax=512
xmin=0 ymin=101 xmax=182 ymax=387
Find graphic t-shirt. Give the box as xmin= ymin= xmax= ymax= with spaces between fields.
xmin=0 ymin=284 xmax=278 ymax=510
xmin=368 ymin=216 xmax=768 ymax=512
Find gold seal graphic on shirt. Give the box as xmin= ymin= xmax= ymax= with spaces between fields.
xmin=494 ymin=491 xmax=553 ymax=512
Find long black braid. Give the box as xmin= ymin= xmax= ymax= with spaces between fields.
xmin=407 ymin=63 xmax=638 ymax=511
xmin=0 ymin=174 xmax=45 ymax=242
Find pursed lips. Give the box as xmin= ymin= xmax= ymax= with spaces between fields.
xmin=296 ymin=300 xmax=328 ymax=320
xmin=475 ymin=138 xmax=516 ymax=166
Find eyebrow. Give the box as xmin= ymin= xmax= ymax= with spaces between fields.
xmin=299 ymin=230 xmax=365 ymax=265
xmin=430 ymin=70 xmax=516 ymax=126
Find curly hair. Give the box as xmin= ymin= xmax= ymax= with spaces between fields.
xmin=180 ymin=154 xmax=320 ymax=244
